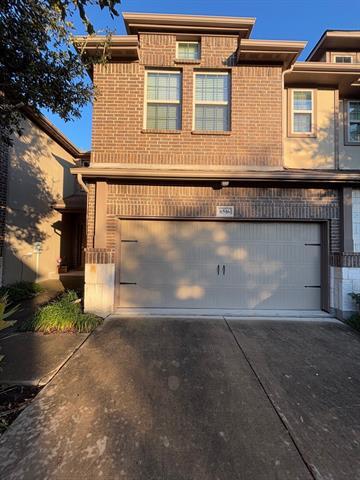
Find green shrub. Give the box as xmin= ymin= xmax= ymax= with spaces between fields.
xmin=0 ymin=293 xmax=19 ymax=321
xmin=347 ymin=314 xmax=360 ymax=332
xmin=0 ymin=282 xmax=44 ymax=303
xmin=20 ymin=290 xmax=102 ymax=333
xmin=348 ymin=293 xmax=360 ymax=332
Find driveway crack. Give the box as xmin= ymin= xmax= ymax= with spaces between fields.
xmin=223 ymin=316 xmax=317 ymax=480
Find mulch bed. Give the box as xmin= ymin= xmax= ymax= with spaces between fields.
xmin=0 ymin=385 xmax=41 ymax=435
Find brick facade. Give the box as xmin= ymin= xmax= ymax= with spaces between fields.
xmin=91 ymin=33 xmax=282 ymax=167
xmin=85 ymin=183 xmax=341 ymax=263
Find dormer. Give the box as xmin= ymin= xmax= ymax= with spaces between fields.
xmin=307 ymin=30 xmax=360 ymax=63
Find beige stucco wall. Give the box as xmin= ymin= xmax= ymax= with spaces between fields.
xmin=339 ymin=99 xmax=360 ymax=170
xmin=284 ymin=89 xmax=336 ymax=169
xmin=3 ymin=118 xmax=76 ymax=284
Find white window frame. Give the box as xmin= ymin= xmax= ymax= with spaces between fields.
xmin=291 ymin=89 xmax=315 ymax=135
xmin=144 ymin=70 xmax=182 ymax=130
xmin=334 ymin=55 xmax=353 ymax=64
xmin=193 ymin=71 xmax=231 ymax=132
xmin=347 ymin=100 xmax=360 ymax=144
xmin=176 ymin=41 xmax=201 ymax=61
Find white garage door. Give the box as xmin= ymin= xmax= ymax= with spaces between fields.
xmin=117 ymin=220 xmax=321 ymax=310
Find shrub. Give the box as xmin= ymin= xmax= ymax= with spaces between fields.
xmin=347 ymin=314 xmax=360 ymax=332
xmin=0 ymin=282 xmax=44 ymax=303
xmin=348 ymin=293 xmax=360 ymax=332
xmin=0 ymin=293 xmax=19 ymax=322
xmin=20 ymin=290 xmax=102 ymax=333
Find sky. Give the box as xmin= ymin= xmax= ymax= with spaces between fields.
xmin=43 ymin=0 xmax=360 ymax=151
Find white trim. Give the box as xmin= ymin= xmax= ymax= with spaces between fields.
xmin=347 ymin=100 xmax=360 ymax=143
xmin=291 ymin=88 xmax=314 ymax=134
xmin=193 ymin=71 xmax=231 ymax=131
xmin=176 ymin=41 xmax=200 ymax=60
xmin=143 ymin=70 xmax=182 ymax=130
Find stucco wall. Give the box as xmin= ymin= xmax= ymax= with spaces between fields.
xmin=284 ymin=89 xmax=336 ymax=169
xmin=3 ymin=118 xmax=76 ymax=284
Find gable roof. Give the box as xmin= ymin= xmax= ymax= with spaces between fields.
xmin=307 ymin=30 xmax=360 ymax=61
xmin=22 ymin=108 xmax=86 ymax=158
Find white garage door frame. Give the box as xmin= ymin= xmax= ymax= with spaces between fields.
xmin=114 ymin=217 xmax=330 ymax=314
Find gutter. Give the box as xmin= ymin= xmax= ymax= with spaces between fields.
xmin=70 ymin=167 xmax=360 ymax=184
xmin=76 ymin=173 xmax=89 ymax=193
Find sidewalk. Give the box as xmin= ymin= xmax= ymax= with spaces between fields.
xmin=0 ymin=279 xmax=88 ymax=386
xmin=0 ymin=331 xmax=88 ymax=386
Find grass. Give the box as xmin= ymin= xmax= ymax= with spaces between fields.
xmin=0 ymin=281 xmax=44 ymax=303
xmin=19 ymin=290 xmax=102 ymax=333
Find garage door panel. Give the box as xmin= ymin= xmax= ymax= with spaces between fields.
xmin=122 ymin=261 xmax=222 ymax=286
xmin=118 ymin=221 xmax=322 ymax=310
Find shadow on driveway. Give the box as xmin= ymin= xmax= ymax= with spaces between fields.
xmin=227 ymin=318 xmax=360 ymax=480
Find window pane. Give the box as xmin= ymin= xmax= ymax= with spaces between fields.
xmin=196 ymin=74 xmax=229 ymax=102
xmin=147 ymin=104 xmax=180 ymax=130
xmin=349 ymin=102 xmax=360 ymax=122
xmin=349 ymin=122 xmax=360 ymax=142
xmin=177 ymin=42 xmax=200 ymax=60
xmin=147 ymin=72 xmax=180 ymax=101
xmin=293 ymin=91 xmax=312 ymax=111
xmin=195 ymin=105 xmax=229 ymax=131
xmin=335 ymin=56 xmax=352 ymax=63
xmin=293 ymin=112 xmax=312 ymax=133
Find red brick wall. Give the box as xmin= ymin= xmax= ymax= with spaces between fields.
xmin=91 ymin=33 xmax=283 ymax=167
xmin=85 ymin=183 xmax=341 ymax=263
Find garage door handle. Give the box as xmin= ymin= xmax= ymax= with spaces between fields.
xmin=217 ymin=265 xmax=220 ymax=275
xmin=222 ymin=265 xmax=225 ymax=275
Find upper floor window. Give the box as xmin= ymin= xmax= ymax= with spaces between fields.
xmin=194 ymin=72 xmax=230 ymax=131
xmin=145 ymin=71 xmax=181 ymax=130
xmin=176 ymin=42 xmax=200 ymax=61
xmin=347 ymin=101 xmax=360 ymax=143
xmin=291 ymin=90 xmax=314 ymax=135
xmin=334 ymin=55 xmax=353 ymax=63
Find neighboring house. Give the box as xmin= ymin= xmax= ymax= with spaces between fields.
xmin=73 ymin=13 xmax=360 ymax=319
xmin=0 ymin=109 xmax=87 ymax=286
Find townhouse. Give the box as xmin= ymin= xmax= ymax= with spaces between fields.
xmin=73 ymin=14 xmax=360 ymax=318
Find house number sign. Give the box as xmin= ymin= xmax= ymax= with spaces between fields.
xmin=216 ymin=206 xmax=234 ymax=217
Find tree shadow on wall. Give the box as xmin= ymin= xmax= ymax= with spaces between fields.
xmin=3 ymin=117 xmax=70 ymax=284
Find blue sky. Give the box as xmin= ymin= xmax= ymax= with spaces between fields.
xmin=43 ymin=0 xmax=360 ymax=151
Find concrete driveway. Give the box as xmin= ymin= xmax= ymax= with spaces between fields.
xmin=0 ymin=316 xmax=359 ymax=480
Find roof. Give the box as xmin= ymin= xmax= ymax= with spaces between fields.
xmin=122 ymin=12 xmax=255 ymax=37
xmin=73 ymin=35 xmax=139 ymax=61
xmin=284 ymin=62 xmax=360 ymax=97
xmin=307 ymin=30 xmax=360 ymax=61
xmin=237 ymin=39 xmax=307 ymax=69
xmin=23 ymin=107 xmax=86 ymax=158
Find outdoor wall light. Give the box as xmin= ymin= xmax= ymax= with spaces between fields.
xmin=221 ymin=181 xmax=230 ymax=187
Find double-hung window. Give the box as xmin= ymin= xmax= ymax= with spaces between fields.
xmin=291 ymin=90 xmax=314 ymax=134
xmin=334 ymin=55 xmax=353 ymax=64
xmin=347 ymin=101 xmax=360 ymax=143
xmin=194 ymin=72 xmax=230 ymax=131
xmin=177 ymin=42 xmax=200 ymax=61
xmin=145 ymin=71 xmax=181 ymax=130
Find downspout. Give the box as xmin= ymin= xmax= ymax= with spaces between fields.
xmin=77 ymin=173 xmax=89 ymax=193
